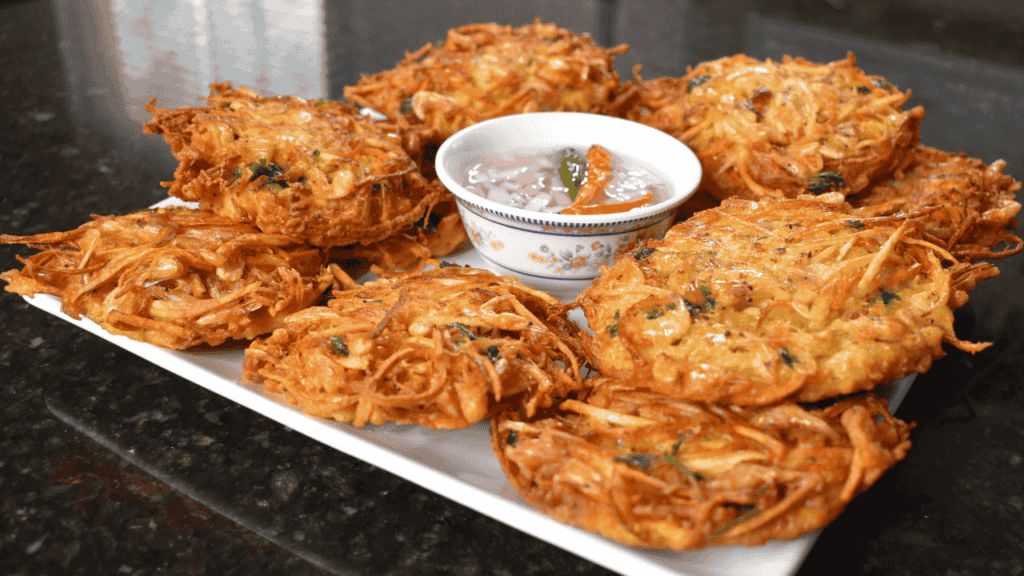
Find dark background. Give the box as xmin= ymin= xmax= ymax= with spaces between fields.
xmin=2 ymin=1 xmax=1022 ymax=575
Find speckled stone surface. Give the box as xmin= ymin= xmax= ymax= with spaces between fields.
xmin=2 ymin=1 xmax=1022 ymax=575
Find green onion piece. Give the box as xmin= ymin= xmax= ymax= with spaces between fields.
xmin=806 ymin=170 xmax=844 ymax=193
xmin=329 ymin=335 xmax=349 ymax=356
xmin=399 ymin=96 xmax=414 ymax=115
xmin=616 ymin=452 xmax=704 ymax=480
xmin=482 ymin=345 xmax=501 ymax=362
xmin=661 ymin=454 xmax=701 ymax=480
xmin=631 ymin=246 xmax=655 ymax=260
xmin=450 ymin=322 xmax=477 ymax=342
xmin=684 ymin=300 xmax=702 ymax=317
xmin=711 ymin=506 xmax=761 ymax=538
xmin=878 ymin=287 xmax=901 ymax=306
xmin=687 ymin=75 xmax=711 ymax=93
xmin=699 ymin=285 xmax=716 ymax=311
xmin=615 ymin=453 xmax=653 ymax=469
xmin=873 ymin=77 xmax=897 ymax=90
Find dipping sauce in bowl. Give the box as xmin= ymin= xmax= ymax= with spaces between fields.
xmin=463 ymin=145 xmax=669 ymax=215
xmin=435 ymin=112 xmax=701 ymax=298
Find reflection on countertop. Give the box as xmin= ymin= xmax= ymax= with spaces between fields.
xmin=48 ymin=0 xmax=1024 ymax=179
xmin=2 ymin=0 xmax=1022 ymax=575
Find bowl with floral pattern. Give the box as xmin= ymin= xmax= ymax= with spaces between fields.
xmin=435 ymin=112 xmax=702 ymax=298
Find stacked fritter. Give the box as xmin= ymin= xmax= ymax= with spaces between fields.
xmin=1 ymin=207 xmax=332 ymax=349
xmin=620 ymin=51 xmax=1021 ymax=262
xmin=143 ymin=83 xmax=447 ymax=248
xmin=344 ymin=19 xmax=630 ymax=169
xmin=493 ymin=382 xmax=912 ymax=549
xmin=142 ymin=81 xmax=473 ymax=280
xmin=577 ymin=199 xmax=991 ymax=404
xmin=624 ymin=53 xmax=925 ymax=202
xmin=847 ymin=145 xmax=1023 ymax=263
xmin=243 ymin=266 xmax=586 ymax=428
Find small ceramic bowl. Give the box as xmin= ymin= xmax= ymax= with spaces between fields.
xmin=435 ymin=112 xmax=702 ymax=298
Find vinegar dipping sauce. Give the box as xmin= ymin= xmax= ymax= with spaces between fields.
xmin=463 ymin=146 xmax=669 ymax=214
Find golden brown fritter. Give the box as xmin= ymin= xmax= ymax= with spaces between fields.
xmin=242 ymin=266 xmax=586 ymax=428
xmin=328 ymin=197 xmax=469 ymax=277
xmin=343 ymin=20 xmax=630 ymax=164
xmin=575 ymin=198 xmax=988 ymax=405
xmin=626 ymin=53 xmax=924 ymax=201
xmin=849 ymin=145 xmax=1022 ymax=261
xmin=1 ymin=206 xmax=332 ymax=349
xmin=144 ymin=83 xmax=445 ymax=247
xmin=491 ymin=382 xmax=912 ymax=550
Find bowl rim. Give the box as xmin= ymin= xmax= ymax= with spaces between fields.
xmin=434 ymin=111 xmax=702 ymax=226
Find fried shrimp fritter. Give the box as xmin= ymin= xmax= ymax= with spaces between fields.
xmin=849 ymin=145 xmax=1023 ymax=261
xmin=242 ymin=266 xmax=586 ymax=428
xmin=343 ymin=20 xmax=629 ymax=163
xmin=1 ymin=207 xmax=332 ymax=349
xmin=491 ymin=383 xmax=912 ymax=550
xmin=576 ymin=198 xmax=988 ymax=405
xmin=626 ymin=53 xmax=924 ymax=201
xmin=144 ymin=83 xmax=445 ymax=247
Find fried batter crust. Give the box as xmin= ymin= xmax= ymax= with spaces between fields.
xmin=576 ymin=198 xmax=987 ymax=405
xmin=144 ymin=83 xmax=445 ymax=247
xmin=1 ymin=207 xmax=332 ymax=349
xmin=492 ymin=383 xmax=912 ymax=549
xmin=328 ymin=197 xmax=469 ymax=278
xmin=626 ymin=53 xmax=924 ymax=201
xmin=850 ymin=145 xmax=1022 ymax=262
xmin=343 ymin=20 xmax=629 ymax=163
xmin=243 ymin=266 xmax=586 ymax=428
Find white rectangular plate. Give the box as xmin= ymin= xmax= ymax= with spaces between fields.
xmin=22 ymin=199 xmax=915 ymax=576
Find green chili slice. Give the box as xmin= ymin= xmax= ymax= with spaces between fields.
xmin=557 ymin=148 xmax=586 ymax=200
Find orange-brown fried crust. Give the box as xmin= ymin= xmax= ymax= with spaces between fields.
xmin=328 ymin=197 xmax=470 ymax=277
xmin=491 ymin=383 xmax=912 ymax=550
xmin=343 ymin=20 xmax=629 ymax=163
xmin=625 ymin=53 xmax=924 ymax=201
xmin=143 ymin=83 xmax=445 ymax=247
xmin=849 ymin=145 xmax=1022 ymax=261
xmin=242 ymin=266 xmax=586 ymax=428
xmin=1 ymin=207 xmax=332 ymax=349
xmin=575 ymin=198 xmax=988 ymax=405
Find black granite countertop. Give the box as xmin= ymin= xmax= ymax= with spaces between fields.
xmin=2 ymin=0 xmax=1022 ymax=575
